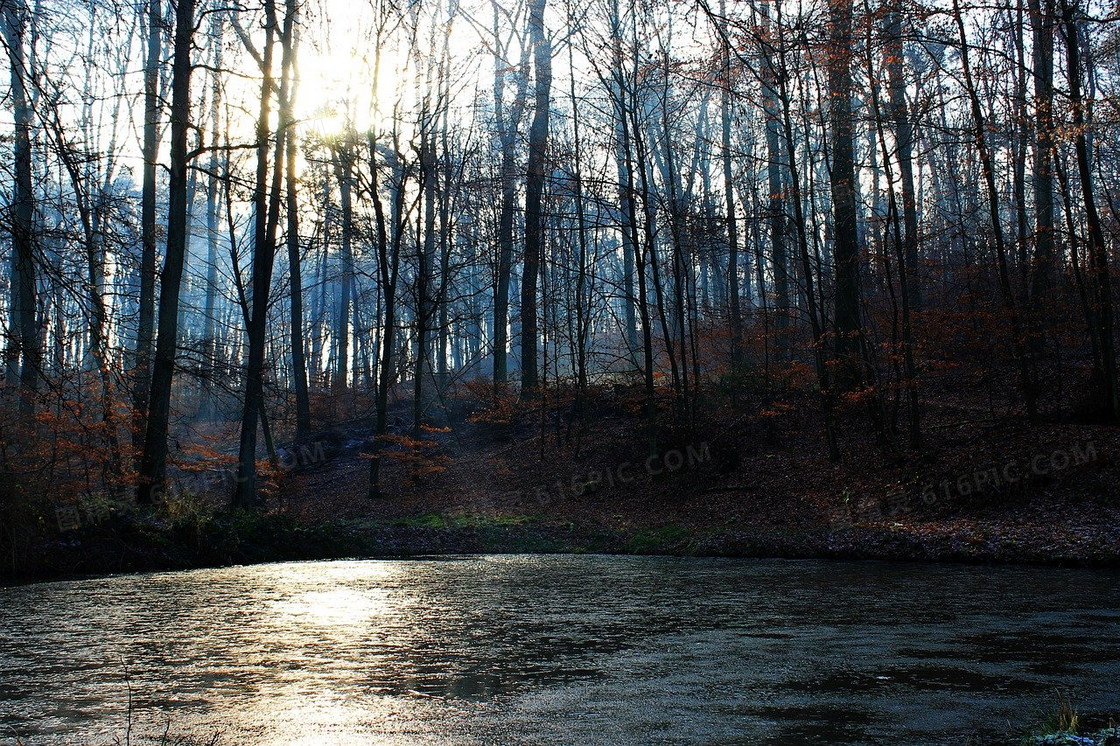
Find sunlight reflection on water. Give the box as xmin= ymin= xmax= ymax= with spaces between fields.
xmin=1 ymin=555 xmax=1118 ymax=745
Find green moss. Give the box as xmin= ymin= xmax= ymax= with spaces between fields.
xmin=388 ymin=512 xmax=533 ymax=530
xmin=624 ymin=524 xmax=693 ymax=554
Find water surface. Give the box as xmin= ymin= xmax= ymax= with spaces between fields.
xmin=1 ymin=555 xmax=1118 ymax=744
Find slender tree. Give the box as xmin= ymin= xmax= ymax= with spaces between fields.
xmin=1 ymin=0 xmax=39 ymax=411
xmin=133 ymin=0 xmax=162 ymax=439
xmin=492 ymin=0 xmax=530 ymax=390
xmin=828 ymin=0 xmax=864 ymax=388
xmin=520 ymin=0 xmax=551 ymax=394
xmin=1062 ymin=0 xmax=1117 ymax=420
xmin=137 ymin=0 xmax=195 ymax=503
xmin=283 ymin=0 xmax=311 ymax=440
xmin=233 ymin=0 xmax=285 ymax=508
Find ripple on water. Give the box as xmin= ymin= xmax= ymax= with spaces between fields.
xmin=0 ymin=555 xmax=1118 ymax=745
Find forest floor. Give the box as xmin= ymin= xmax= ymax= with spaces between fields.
xmin=266 ymin=386 xmax=1120 ymax=567
xmin=247 ymin=378 xmax=1120 ymax=564
xmin=9 ymin=384 xmax=1120 ymax=580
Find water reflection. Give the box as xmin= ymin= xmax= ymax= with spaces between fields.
xmin=0 ymin=556 xmax=1118 ymax=744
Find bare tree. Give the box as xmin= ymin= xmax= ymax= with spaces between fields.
xmin=519 ymin=0 xmax=552 ymax=394
xmin=137 ymin=0 xmax=196 ymax=503
xmin=1 ymin=0 xmax=38 ymax=411
xmin=132 ymin=0 xmax=163 ymax=439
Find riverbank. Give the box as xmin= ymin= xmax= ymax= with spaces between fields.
xmin=19 ymin=506 xmax=1119 ymax=582
xmin=6 ymin=387 xmax=1119 ymax=581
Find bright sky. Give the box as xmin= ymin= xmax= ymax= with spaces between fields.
xmin=292 ymin=0 xmax=489 ymax=139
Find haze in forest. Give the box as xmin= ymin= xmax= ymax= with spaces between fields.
xmin=1 ymin=0 xmax=1118 ymax=576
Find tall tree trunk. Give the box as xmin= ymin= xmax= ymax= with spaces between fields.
xmin=775 ymin=0 xmax=839 ymax=459
xmin=884 ymin=0 xmax=921 ymax=311
xmin=233 ymin=0 xmax=283 ymax=508
xmin=1028 ymin=0 xmax=1056 ymax=300
xmin=201 ymin=11 xmax=223 ymax=422
xmin=568 ymin=39 xmax=591 ymax=397
xmin=1011 ymin=0 xmax=1030 ymax=271
xmin=491 ymin=1 xmax=529 ymax=390
xmin=616 ymin=128 xmax=640 ymax=368
xmin=1063 ymin=0 xmax=1117 ymax=419
xmin=611 ymin=11 xmax=657 ymax=452
xmin=760 ymin=0 xmax=790 ymax=361
xmin=282 ymin=0 xmax=310 ymax=439
xmin=333 ymin=143 xmax=354 ymax=394
xmin=133 ymin=0 xmax=161 ymax=441
xmin=367 ymin=133 xmax=403 ymax=499
xmin=953 ymin=0 xmax=1038 ymax=420
xmin=310 ymin=224 xmax=328 ymax=384
xmin=828 ymin=0 xmax=863 ymax=388
xmin=520 ymin=0 xmax=551 ymax=395
xmin=868 ymin=11 xmax=922 ymax=448
xmin=719 ymin=0 xmax=742 ymax=369
xmin=414 ymin=129 xmax=436 ymax=433
xmin=1 ymin=0 xmax=38 ymax=412
xmin=137 ymin=0 xmax=194 ymax=503
xmin=437 ymin=153 xmax=452 ymax=396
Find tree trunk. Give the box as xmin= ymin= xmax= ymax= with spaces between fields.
xmin=333 ymin=143 xmax=355 ymax=394
xmin=884 ymin=0 xmax=921 ymax=311
xmin=828 ymin=0 xmax=863 ymax=388
xmin=137 ymin=0 xmax=194 ymax=503
xmin=868 ymin=12 xmax=922 ymax=448
xmin=1028 ymin=0 xmax=1056 ymax=301
xmin=133 ymin=0 xmax=162 ymax=440
xmin=952 ymin=0 xmax=1037 ymax=420
xmin=282 ymin=0 xmax=310 ymax=439
xmin=1063 ymin=0 xmax=1117 ymax=419
xmin=520 ymin=0 xmax=551 ymax=396
xmin=1 ymin=0 xmax=39 ymax=411
xmin=760 ymin=0 xmax=789 ymax=361
xmin=491 ymin=1 xmax=529 ymax=391
xmin=367 ymin=133 xmax=403 ymax=499
xmin=201 ymin=11 xmax=223 ymax=422
xmin=233 ymin=0 xmax=282 ymax=508
xmin=720 ymin=0 xmax=742 ymax=370
xmin=414 ymin=130 xmax=436 ymax=434
xmin=775 ymin=0 xmax=839 ymax=459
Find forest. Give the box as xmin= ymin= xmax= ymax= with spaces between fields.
xmin=1 ymin=0 xmax=1119 ymax=577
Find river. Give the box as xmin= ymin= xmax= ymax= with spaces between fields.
xmin=1 ymin=555 xmax=1118 ymax=744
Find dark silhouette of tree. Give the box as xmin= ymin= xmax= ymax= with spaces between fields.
xmin=137 ymin=0 xmax=196 ymax=504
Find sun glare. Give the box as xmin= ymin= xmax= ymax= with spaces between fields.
xmin=293 ymin=0 xmax=409 ymax=140
xmin=292 ymin=0 xmax=478 ymax=142
xmin=296 ymin=46 xmax=380 ymax=136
